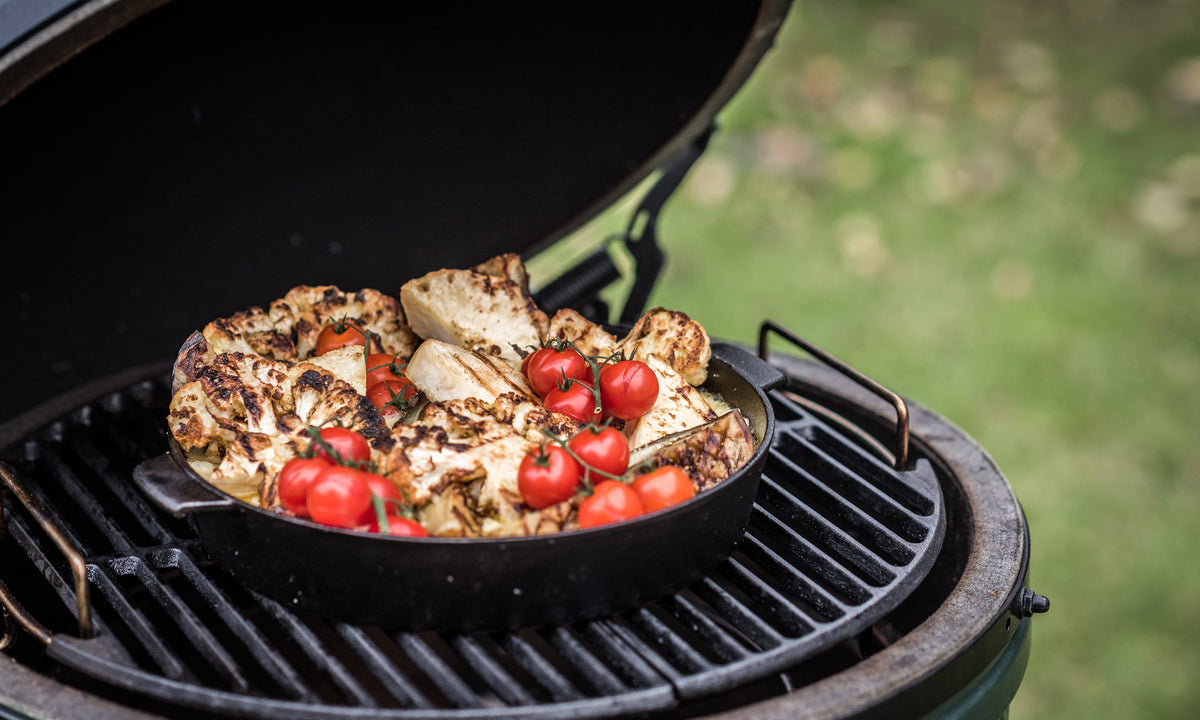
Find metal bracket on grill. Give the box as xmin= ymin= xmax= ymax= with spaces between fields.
xmin=757 ymin=320 xmax=911 ymax=470
xmin=0 ymin=460 xmax=93 ymax=643
xmin=0 ymin=602 xmax=17 ymax=651
xmin=533 ymin=128 xmax=713 ymax=322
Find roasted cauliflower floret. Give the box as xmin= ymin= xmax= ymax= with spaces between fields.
xmin=622 ymin=353 xmax=718 ymax=450
xmin=379 ymin=395 xmax=586 ymax=537
xmin=405 ymin=339 xmax=537 ymax=404
xmin=197 ymin=286 xmax=418 ymax=365
xmin=635 ymin=411 xmax=755 ymax=493
xmin=541 ymin=307 xmax=711 ymax=387
xmin=167 ymin=349 xmax=391 ymax=508
xmin=173 ymin=286 xmax=418 ymax=393
xmin=616 ymin=308 xmax=712 ymax=386
xmin=472 ymin=252 xmax=531 ymax=289
xmin=400 ymin=265 xmax=549 ymax=361
xmin=544 ymin=308 xmax=619 ymax=358
xmin=169 ymin=352 xmax=291 ymax=451
xmin=487 ymin=392 xmax=583 ymax=444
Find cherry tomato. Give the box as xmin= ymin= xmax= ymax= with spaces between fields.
xmin=355 ymin=472 xmax=424 ymax=535
xmin=543 ymin=381 xmax=602 ymax=424
xmin=312 ymin=426 xmax=371 ymax=465
xmin=524 ymin=346 xmax=593 ymax=397
xmin=631 ymin=466 xmax=696 ymax=513
xmin=277 ymin=457 xmax=330 ymax=516
xmin=306 ymin=465 xmax=373 ymax=528
xmin=367 ymin=379 xmax=418 ymax=417
xmin=567 ymin=426 xmax=629 ymax=482
xmin=359 ymin=471 xmax=404 ymax=506
xmin=577 ymin=480 xmax=644 ymax=529
xmin=518 ymin=445 xmax=582 ymax=509
xmin=357 ymin=493 xmax=428 ymax=536
xmin=315 ymin=318 xmax=367 ymax=356
xmin=366 ymin=353 xmax=407 ymax=388
xmin=365 ymin=514 xmax=429 ymax=537
xmin=598 ymin=360 xmax=659 ymax=421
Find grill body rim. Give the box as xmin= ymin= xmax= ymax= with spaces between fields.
xmin=726 ymin=353 xmax=1030 ymax=720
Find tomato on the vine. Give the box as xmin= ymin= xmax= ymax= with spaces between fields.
xmin=631 ymin=466 xmax=695 ymax=513
xmin=282 ymin=426 xmax=427 ymax=534
xmin=306 ymin=465 xmax=373 ymax=528
xmin=355 ymin=472 xmax=427 ymax=535
xmin=524 ymin=346 xmax=593 ymax=397
xmin=543 ymin=381 xmax=602 ymax=424
xmin=365 ymin=514 xmax=429 ymax=537
xmin=311 ymin=426 xmax=371 ymax=465
xmin=567 ymin=426 xmax=629 ymax=482
xmin=277 ymin=457 xmax=330 ymax=516
xmin=598 ymin=360 xmax=658 ymax=421
xmin=358 ymin=472 xmax=404 ymax=509
xmin=577 ymin=481 xmax=644 ymax=528
xmin=518 ymin=445 xmax=582 ymax=509
xmin=366 ymin=353 xmax=407 ymax=388
xmin=367 ymin=379 xmax=417 ymax=417
xmin=315 ymin=318 xmax=367 ymax=356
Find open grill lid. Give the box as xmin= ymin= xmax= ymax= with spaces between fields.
xmin=0 ymin=0 xmax=790 ymax=421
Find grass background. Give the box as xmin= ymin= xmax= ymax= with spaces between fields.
xmin=544 ymin=1 xmax=1200 ymax=717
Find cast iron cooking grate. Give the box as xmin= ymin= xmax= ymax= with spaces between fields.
xmin=0 ymin=368 xmax=944 ymax=719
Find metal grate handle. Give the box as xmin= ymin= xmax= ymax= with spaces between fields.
xmin=0 ymin=459 xmax=93 ymax=642
xmin=758 ymin=320 xmax=910 ymax=470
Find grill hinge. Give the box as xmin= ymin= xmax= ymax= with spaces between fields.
xmin=533 ymin=127 xmax=713 ymax=322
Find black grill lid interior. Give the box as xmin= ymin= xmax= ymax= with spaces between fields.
xmin=0 ymin=0 xmax=788 ymax=421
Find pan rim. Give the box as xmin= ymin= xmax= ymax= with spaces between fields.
xmin=161 ymin=346 xmax=778 ymax=546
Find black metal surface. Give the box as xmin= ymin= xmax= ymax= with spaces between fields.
xmin=0 ymin=358 xmax=944 ymax=719
xmin=0 ymin=0 xmax=790 ymax=422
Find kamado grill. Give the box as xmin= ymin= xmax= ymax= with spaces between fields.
xmin=0 ymin=1 xmax=1048 ymax=718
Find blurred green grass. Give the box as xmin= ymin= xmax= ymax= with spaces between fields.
xmin=549 ymin=0 xmax=1200 ymax=717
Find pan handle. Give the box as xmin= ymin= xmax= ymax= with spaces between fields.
xmin=710 ymin=341 xmax=786 ymax=393
xmin=758 ymin=320 xmax=910 ymax=471
xmin=132 ymin=453 xmax=237 ymax=517
xmin=0 ymin=459 xmax=91 ymax=643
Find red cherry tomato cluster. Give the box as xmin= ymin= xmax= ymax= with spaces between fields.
xmin=521 ymin=343 xmax=659 ymax=425
xmin=523 ymin=346 xmax=593 ymax=397
xmin=517 ymin=445 xmax=581 ymax=509
xmin=315 ymin=322 xmax=419 ymax=420
xmin=310 ymin=426 xmax=370 ymax=465
xmin=576 ymin=466 xmax=696 ymax=528
xmin=315 ymin=318 xmax=368 ymax=356
xmin=543 ymin=382 xmax=601 ymax=425
xmin=597 ymin=360 xmax=658 ymax=421
xmin=365 ymin=353 xmax=418 ymax=419
xmin=515 ymin=423 xmax=697 ymax=529
xmin=578 ymin=481 xmax=644 ymax=528
xmin=630 ymin=466 xmax=695 ymax=513
xmin=568 ymin=425 xmax=630 ymax=484
xmin=277 ymin=427 xmax=428 ymax=536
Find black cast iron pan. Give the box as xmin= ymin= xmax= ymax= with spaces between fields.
xmin=133 ymin=341 xmax=784 ymax=632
